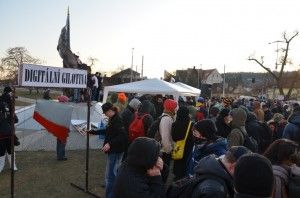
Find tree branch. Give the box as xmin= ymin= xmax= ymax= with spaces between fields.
xmin=279 ymin=31 xmax=299 ymax=78
xmin=248 ymin=57 xmax=279 ymax=80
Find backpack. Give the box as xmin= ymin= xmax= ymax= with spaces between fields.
xmin=258 ymin=122 xmax=273 ymax=153
xmin=288 ymin=168 xmax=300 ymax=198
xmin=166 ymin=173 xmax=229 ymax=198
xmin=147 ymin=115 xmax=168 ymax=141
xmin=239 ymin=129 xmax=258 ymax=153
xmin=0 ymin=96 xmax=10 ymax=122
xmin=128 ymin=113 xmax=148 ymax=142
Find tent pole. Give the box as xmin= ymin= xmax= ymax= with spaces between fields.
xmin=70 ymin=88 xmax=101 ymax=198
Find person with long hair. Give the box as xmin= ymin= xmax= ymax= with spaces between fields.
xmin=171 ymin=106 xmax=193 ymax=181
xmin=101 ymin=102 xmax=128 ymax=198
xmin=187 ymin=119 xmax=228 ymax=175
xmin=264 ymin=139 xmax=300 ymax=198
xmin=215 ymin=108 xmax=232 ymax=138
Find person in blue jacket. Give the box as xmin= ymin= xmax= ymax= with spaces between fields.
xmin=187 ymin=119 xmax=228 ymax=175
xmin=283 ymin=106 xmax=300 ymax=145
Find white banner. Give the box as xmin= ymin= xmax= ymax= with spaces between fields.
xmin=19 ymin=64 xmax=87 ymax=88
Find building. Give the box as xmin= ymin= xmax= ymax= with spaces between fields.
xmin=103 ymin=68 xmax=143 ymax=86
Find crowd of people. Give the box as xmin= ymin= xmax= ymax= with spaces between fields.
xmin=98 ymin=94 xmax=300 ymax=198
xmin=2 ymin=84 xmax=300 ymax=197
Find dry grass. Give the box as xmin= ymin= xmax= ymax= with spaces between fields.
xmin=0 ymin=150 xmax=106 ymax=198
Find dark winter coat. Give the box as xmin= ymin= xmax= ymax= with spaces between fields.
xmin=104 ymin=114 xmax=128 ymax=153
xmin=216 ymin=109 xmax=232 ymax=138
xmin=120 ymin=105 xmax=135 ymax=134
xmin=273 ymin=122 xmax=287 ymax=141
xmin=283 ymin=111 xmax=300 ymax=145
xmin=0 ymin=93 xmax=17 ymax=136
xmin=138 ymin=100 xmax=155 ymax=134
xmin=227 ymin=108 xmax=247 ymax=147
xmin=235 ymin=193 xmax=271 ymax=198
xmin=245 ymin=113 xmax=264 ymax=151
xmin=113 ymin=137 xmax=164 ymax=198
xmin=191 ymin=155 xmax=234 ymax=198
xmin=264 ymin=109 xmax=273 ymax=122
xmin=187 ymin=138 xmax=228 ymax=175
xmin=171 ymin=119 xmax=194 ymax=180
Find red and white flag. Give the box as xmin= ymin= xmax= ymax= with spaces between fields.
xmin=33 ymin=100 xmax=73 ymax=143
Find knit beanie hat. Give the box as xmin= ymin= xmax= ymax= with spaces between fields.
xmin=196 ymin=97 xmax=205 ymax=107
xmin=118 ymin=92 xmax=127 ymax=104
xmin=127 ymin=137 xmax=161 ymax=170
xmin=193 ymin=119 xmax=217 ymax=140
xmin=129 ymin=98 xmax=141 ymax=111
xmin=222 ymin=97 xmax=232 ymax=107
xmin=4 ymin=86 xmax=12 ymax=94
xmin=57 ymin=95 xmax=69 ymax=103
xmin=272 ymin=113 xmax=284 ymax=123
xmin=227 ymin=146 xmax=251 ymax=162
xmin=102 ymin=102 xmax=113 ymax=113
xmin=163 ymin=99 xmax=177 ymax=112
xmin=234 ymin=153 xmax=274 ymax=197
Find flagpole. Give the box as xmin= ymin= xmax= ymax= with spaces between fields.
xmin=70 ymin=88 xmax=100 ymax=198
xmin=10 ymin=87 xmax=16 ymax=198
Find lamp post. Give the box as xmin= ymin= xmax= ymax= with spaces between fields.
xmin=130 ymin=48 xmax=134 ymax=82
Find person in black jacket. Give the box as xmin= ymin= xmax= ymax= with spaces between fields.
xmin=0 ymin=86 xmax=18 ymax=172
xmin=113 ymin=137 xmax=165 ymax=198
xmin=191 ymin=146 xmax=251 ymax=198
xmin=216 ymin=108 xmax=232 ymax=138
xmin=171 ymin=106 xmax=193 ymax=181
xmin=138 ymin=100 xmax=155 ymax=133
xmin=101 ymin=102 xmax=128 ymax=198
xmin=120 ymin=98 xmax=141 ymax=161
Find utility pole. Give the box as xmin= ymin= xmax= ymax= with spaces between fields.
xmin=130 ymin=48 xmax=134 ymax=82
xmin=141 ymin=55 xmax=144 ymax=78
xmin=223 ymin=65 xmax=226 ymax=97
xmin=268 ymin=40 xmax=284 ymax=70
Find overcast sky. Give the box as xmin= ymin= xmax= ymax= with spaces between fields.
xmin=1 ymin=0 xmax=300 ymax=78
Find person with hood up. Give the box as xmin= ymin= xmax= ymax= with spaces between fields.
xmin=120 ymin=98 xmax=141 ymax=161
xmin=283 ymin=106 xmax=300 ymax=145
xmin=101 ymin=102 xmax=128 ymax=198
xmin=227 ymin=107 xmax=248 ymax=147
xmin=113 ymin=137 xmax=164 ymax=198
xmin=216 ymin=108 xmax=232 ymax=138
xmin=171 ymin=106 xmax=194 ymax=181
xmin=190 ymin=146 xmax=251 ymax=198
xmin=271 ymin=113 xmax=287 ymax=141
xmin=187 ymin=119 xmax=228 ymax=175
xmin=264 ymin=139 xmax=300 ymax=198
xmin=137 ymin=100 xmax=155 ymax=134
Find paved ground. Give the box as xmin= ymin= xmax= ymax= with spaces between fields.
xmin=15 ymin=129 xmax=103 ymax=151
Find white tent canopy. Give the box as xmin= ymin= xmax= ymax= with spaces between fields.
xmin=175 ymin=82 xmax=201 ymax=95
xmin=102 ymin=78 xmax=201 ymax=102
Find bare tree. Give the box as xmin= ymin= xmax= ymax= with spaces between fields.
xmin=248 ymin=31 xmax=299 ymax=100
xmin=0 ymin=47 xmax=41 ymax=82
xmin=87 ymin=57 xmax=98 ymax=67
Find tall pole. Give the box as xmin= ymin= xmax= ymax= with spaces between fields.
xmin=10 ymin=87 xmax=16 ymax=198
xmin=130 ymin=48 xmax=134 ymax=82
xmin=141 ymin=55 xmax=144 ymax=78
xmin=223 ymin=65 xmax=226 ymax=97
